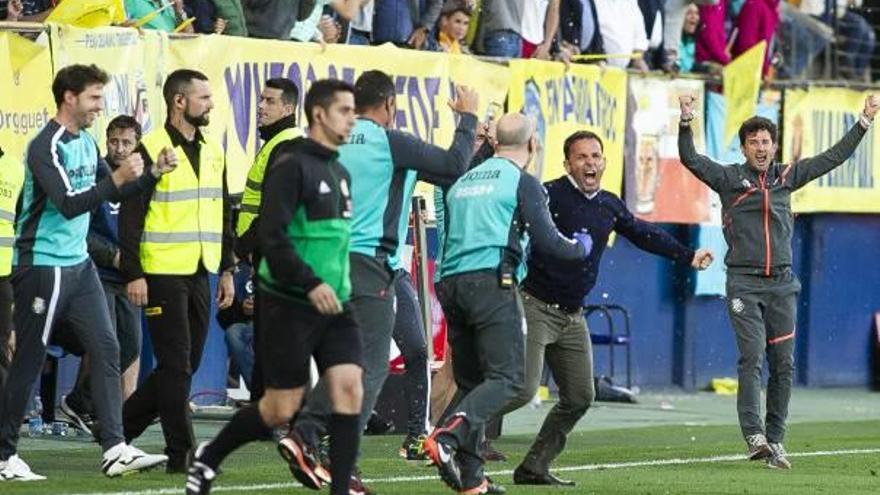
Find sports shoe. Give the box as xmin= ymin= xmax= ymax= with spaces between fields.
xmin=424 ymin=416 xmax=464 ymax=491
xmin=0 ymin=455 xmax=46 ymax=481
xmin=186 ymin=441 xmax=218 ymax=495
xmin=458 ymin=477 xmax=507 ymax=494
xmin=745 ymin=433 xmax=772 ymax=461
xmin=348 ymin=471 xmax=376 ymax=495
xmin=766 ymin=442 xmax=792 ymax=470
xmin=400 ymin=434 xmax=429 ymax=461
xmin=101 ymin=443 xmax=168 ymax=477
xmin=278 ymin=431 xmax=325 ymax=490
xmin=186 ymin=460 xmax=217 ymax=495
xmin=59 ymin=396 xmax=94 ymax=436
xmin=314 ymin=435 xmax=332 ymax=484
xmin=364 ymin=410 xmax=395 ymax=435
xmin=480 ymin=440 xmax=507 ymax=463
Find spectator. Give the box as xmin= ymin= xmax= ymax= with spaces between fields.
xmin=696 ymin=0 xmax=731 ymax=67
xmin=638 ymin=0 xmax=666 ymax=68
xmin=521 ymin=0 xmax=561 ymax=59
xmin=125 ymin=0 xmax=195 ymax=33
xmin=476 ymin=0 xmax=524 ymax=57
xmin=243 ymin=0 xmax=307 ymax=39
xmin=732 ymin=0 xmax=780 ymax=77
xmin=558 ymin=0 xmax=605 ymax=61
xmin=2 ymin=0 xmax=54 ymax=22
xmin=678 ymin=2 xmax=700 ymax=72
xmin=836 ymin=0 xmax=876 ymax=80
xmin=346 ymin=0 xmax=374 ymax=45
xmin=372 ymin=0 xmax=442 ymax=48
xmin=212 ymin=0 xmax=248 ymax=36
xmin=776 ymin=0 xmax=832 ymax=79
xmin=594 ymin=0 xmax=650 ymax=70
xmin=427 ymin=0 xmax=474 ymax=54
xmin=290 ymin=0 xmax=364 ymax=43
xmin=183 ymin=0 xmax=227 ymax=34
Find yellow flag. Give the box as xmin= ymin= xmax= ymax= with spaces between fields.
xmin=722 ymin=41 xmax=766 ymax=146
xmin=46 ymin=0 xmax=126 ymax=28
xmin=7 ymin=32 xmax=44 ymax=73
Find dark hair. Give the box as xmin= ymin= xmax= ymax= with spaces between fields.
xmin=440 ymin=0 xmax=473 ymax=18
xmin=163 ymin=69 xmax=209 ymax=108
xmin=738 ymin=116 xmax=777 ymax=145
xmin=52 ymin=64 xmax=109 ymax=107
xmin=265 ymin=78 xmax=300 ymax=106
xmin=354 ymin=70 xmax=395 ymax=111
xmin=106 ymin=115 xmax=143 ymax=141
xmin=304 ymin=79 xmax=356 ymax=127
xmin=563 ymin=130 xmax=604 ymax=158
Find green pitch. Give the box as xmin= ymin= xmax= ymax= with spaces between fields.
xmin=4 ymin=389 xmax=879 ymax=494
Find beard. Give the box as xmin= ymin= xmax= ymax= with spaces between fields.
xmin=184 ymin=110 xmax=210 ymax=127
xmin=77 ymin=110 xmax=96 ymax=129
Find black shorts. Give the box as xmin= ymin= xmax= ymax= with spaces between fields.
xmin=258 ymin=288 xmax=363 ymax=389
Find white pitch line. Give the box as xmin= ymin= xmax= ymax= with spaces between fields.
xmin=64 ymin=447 xmax=880 ymax=495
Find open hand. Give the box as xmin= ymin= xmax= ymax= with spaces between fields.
xmin=448 ymin=85 xmax=479 ymax=116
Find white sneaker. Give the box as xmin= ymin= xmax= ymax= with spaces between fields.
xmin=745 ymin=433 xmax=772 ymax=461
xmin=0 ymin=455 xmax=47 ymax=481
xmin=766 ymin=442 xmax=792 ymax=470
xmin=102 ymin=443 xmax=168 ymax=477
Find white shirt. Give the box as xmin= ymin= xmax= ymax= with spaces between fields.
xmin=350 ymin=0 xmax=374 ymax=32
xmin=521 ymin=0 xmax=550 ymax=45
xmin=566 ymin=175 xmax=600 ymax=200
xmin=593 ymin=0 xmax=649 ymax=68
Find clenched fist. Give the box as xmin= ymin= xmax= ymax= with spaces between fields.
xmin=151 ymin=146 xmax=178 ymax=178
xmin=112 ymin=152 xmax=144 ymax=187
xmin=863 ymin=94 xmax=879 ymax=122
xmin=679 ymin=95 xmax=696 ymax=122
xmin=691 ymin=249 xmax=714 ymax=271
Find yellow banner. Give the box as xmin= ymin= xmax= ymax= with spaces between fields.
xmin=783 ymin=88 xmax=879 ymax=213
xmin=165 ymin=36 xmax=511 ymax=192
xmin=507 ymin=59 xmax=628 ymax=195
xmin=0 ymin=32 xmax=54 ymax=164
xmin=48 ymin=23 xmax=167 ymax=151
xmin=723 ymin=41 xmax=765 ymax=147
xmin=447 ymin=54 xmax=510 ymax=118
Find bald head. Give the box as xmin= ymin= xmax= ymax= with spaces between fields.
xmin=496 ymin=113 xmax=533 ymax=148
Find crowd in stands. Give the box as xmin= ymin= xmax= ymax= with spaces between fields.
xmin=0 ymin=0 xmax=877 ymax=80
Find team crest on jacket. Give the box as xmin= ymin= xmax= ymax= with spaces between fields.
xmin=32 ymin=297 xmax=46 ymax=315
xmin=730 ymin=298 xmax=745 ymax=314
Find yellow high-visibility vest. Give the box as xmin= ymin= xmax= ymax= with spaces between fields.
xmin=0 ymin=153 xmax=24 ymax=277
xmin=236 ymin=126 xmax=300 ymax=236
xmin=140 ymin=128 xmax=225 ymax=274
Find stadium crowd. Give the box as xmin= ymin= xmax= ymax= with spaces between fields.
xmin=1 ymin=0 xmax=877 ymax=80
xmin=0 ymin=2 xmax=877 ymax=495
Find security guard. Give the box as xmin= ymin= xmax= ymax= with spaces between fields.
xmin=235 ymin=77 xmax=300 ymax=401
xmin=120 ymin=69 xmax=236 ymax=472
xmin=424 ymin=113 xmax=591 ymax=494
xmin=0 ymin=145 xmax=23 ymax=386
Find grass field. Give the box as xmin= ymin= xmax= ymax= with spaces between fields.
xmin=4 ymin=390 xmax=880 ymax=494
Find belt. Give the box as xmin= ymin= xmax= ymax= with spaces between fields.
xmin=522 ymin=290 xmax=582 ymax=315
